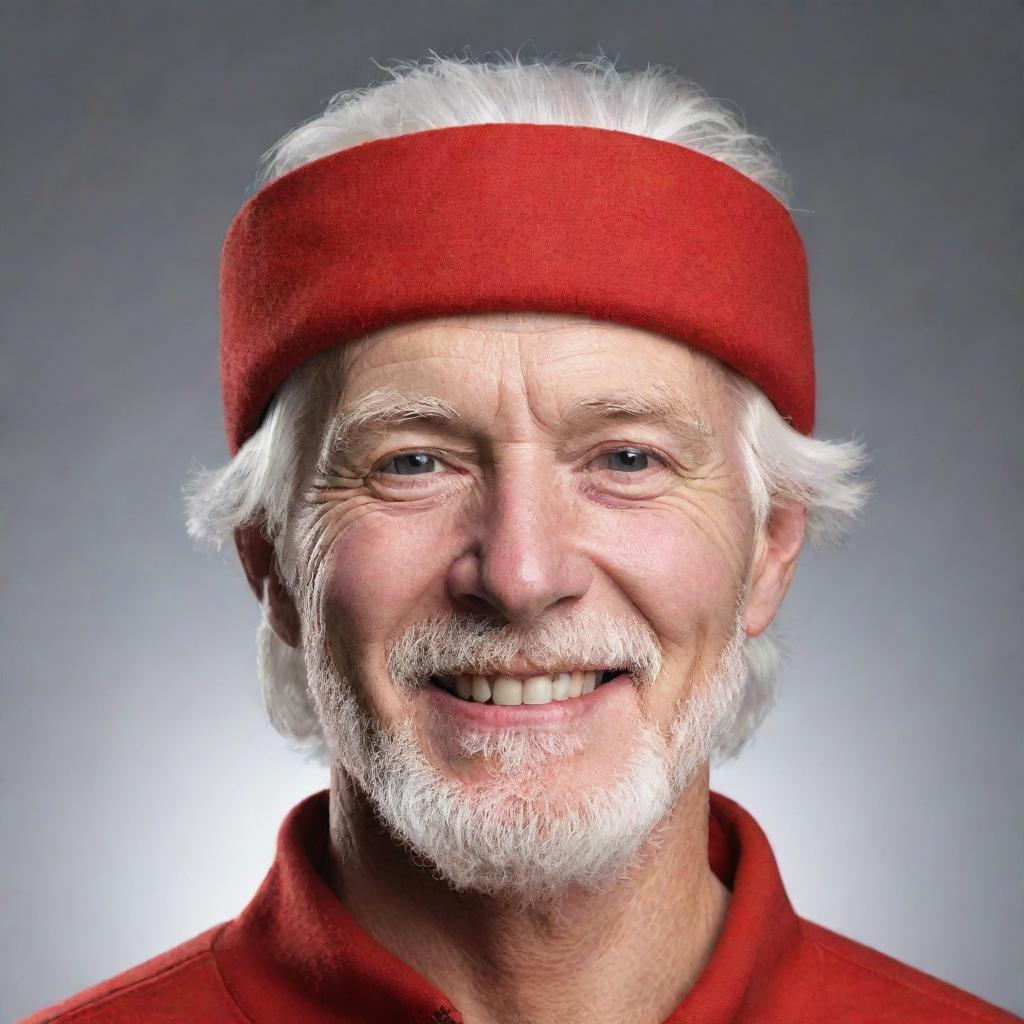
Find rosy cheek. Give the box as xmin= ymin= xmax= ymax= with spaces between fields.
xmin=320 ymin=510 xmax=454 ymax=646
xmin=598 ymin=512 xmax=739 ymax=647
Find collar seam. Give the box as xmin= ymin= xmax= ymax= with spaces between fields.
xmin=811 ymin=939 xmax=1003 ymax=1023
xmin=39 ymin=945 xmax=225 ymax=1022
xmin=210 ymin=920 xmax=259 ymax=1024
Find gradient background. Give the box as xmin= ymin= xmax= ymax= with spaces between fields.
xmin=3 ymin=2 xmax=1021 ymax=1019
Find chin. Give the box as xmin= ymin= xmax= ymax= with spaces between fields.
xmin=331 ymin=693 xmax=682 ymax=904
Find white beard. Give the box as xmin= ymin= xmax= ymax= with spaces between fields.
xmin=304 ymin=604 xmax=748 ymax=906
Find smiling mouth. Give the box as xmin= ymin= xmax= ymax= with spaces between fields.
xmin=429 ymin=669 xmax=629 ymax=707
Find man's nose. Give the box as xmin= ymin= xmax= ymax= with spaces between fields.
xmin=446 ymin=461 xmax=593 ymax=624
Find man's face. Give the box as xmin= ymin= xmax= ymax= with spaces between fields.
xmin=295 ymin=313 xmax=759 ymax=897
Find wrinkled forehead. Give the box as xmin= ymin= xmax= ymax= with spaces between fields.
xmin=305 ymin=312 xmax=739 ymax=474
xmin=335 ymin=311 xmax=733 ymax=424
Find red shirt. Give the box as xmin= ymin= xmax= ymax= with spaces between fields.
xmin=22 ymin=789 xmax=1019 ymax=1023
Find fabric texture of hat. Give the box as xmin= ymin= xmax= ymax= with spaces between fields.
xmin=219 ymin=123 xmax=815 ymax=455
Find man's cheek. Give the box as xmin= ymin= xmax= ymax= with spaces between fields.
xmin=321 ymin=513 xmax=453 ymax=642
xmin=597 ymin=513 xmax=741 ymax=645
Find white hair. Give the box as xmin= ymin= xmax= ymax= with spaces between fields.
xmin=184 ymin=51 xmax=872 ymax=764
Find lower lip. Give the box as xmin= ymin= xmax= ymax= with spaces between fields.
xmin=423 ymin=674 xmax=633 ymax=728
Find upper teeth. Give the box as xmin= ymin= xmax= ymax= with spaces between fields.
xmin=437 ymin=670 xmax=619 ymax=706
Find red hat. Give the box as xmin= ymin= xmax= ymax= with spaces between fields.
xmin=219 ymin=123 xmax=814 ymax=455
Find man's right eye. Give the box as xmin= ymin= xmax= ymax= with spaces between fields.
xmin=377 ymin=452 xmax=441 ymax=476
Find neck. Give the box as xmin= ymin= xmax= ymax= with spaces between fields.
xmin=324 ymin=767 xmax=731 ymax=1024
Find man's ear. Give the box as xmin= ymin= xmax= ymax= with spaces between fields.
xmin=233 ymin=523 xmax=302 ymax=648
xmin=743 ymin=498 xmax=808 ymax=638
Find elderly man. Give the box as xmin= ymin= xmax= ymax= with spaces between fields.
xmin=24 ymin=53 xmax=1017 ymax=1024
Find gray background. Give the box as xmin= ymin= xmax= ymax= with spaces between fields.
xmin=2 ymin=1 xmax=1021 ymax=1019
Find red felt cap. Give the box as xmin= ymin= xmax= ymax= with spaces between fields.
xmin=219 ymin=123 xmax=814 ymax=455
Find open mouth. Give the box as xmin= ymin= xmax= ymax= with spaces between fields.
xmin=429 ymin=669 xmax=629 ymax=707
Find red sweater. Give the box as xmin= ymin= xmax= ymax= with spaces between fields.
xmin=22 ymin=789 xmax=1019 ymax=1023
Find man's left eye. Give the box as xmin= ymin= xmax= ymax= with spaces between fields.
xmin=379 ymin=453 xmax=440 ymax=475
xmin=602 ymin=448 xmax=653 ymax=472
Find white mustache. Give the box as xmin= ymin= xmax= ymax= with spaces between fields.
xmin=384 ymin=611 xmax=664 ymax=689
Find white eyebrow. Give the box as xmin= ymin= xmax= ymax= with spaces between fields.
xmin=316 ymin=381 xmax=714 ymax=473
xmin=316 ymin=387 xmax=460 ymax=473
xmin=562 ymin=384 xmax=714 ymax=442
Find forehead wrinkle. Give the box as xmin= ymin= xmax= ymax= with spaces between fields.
xmin=361 ymin=313 xmax=598 ymax=349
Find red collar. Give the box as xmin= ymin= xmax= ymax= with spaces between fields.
xmin=214 ymin=789 xmax=805 ymax=1023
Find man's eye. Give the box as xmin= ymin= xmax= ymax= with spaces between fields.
xmin=601 ymin=448 xmax=654 ymax=473
xmin=378 ymin=452 xmax=439 ymax=476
